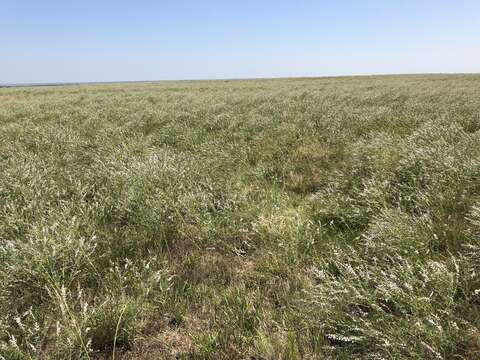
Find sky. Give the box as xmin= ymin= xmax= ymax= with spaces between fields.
xmin=1 ymin=0 xmax=480 ymax=84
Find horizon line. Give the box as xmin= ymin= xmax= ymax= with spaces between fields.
xmin=1 ymin=71 xmax=479 ymax=88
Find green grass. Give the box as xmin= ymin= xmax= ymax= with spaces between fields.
xmin=1 ymin=74 xmax=480 ymax=359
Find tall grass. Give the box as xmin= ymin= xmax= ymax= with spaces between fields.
xmin=1 ymin=75 xmax=480 ymax=359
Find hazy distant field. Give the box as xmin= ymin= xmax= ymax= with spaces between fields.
xmin=1 ymin=75 xmax=480 ymax=359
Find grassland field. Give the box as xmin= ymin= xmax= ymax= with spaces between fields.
xmin=1 ymin=74 xmax=480 ymax=359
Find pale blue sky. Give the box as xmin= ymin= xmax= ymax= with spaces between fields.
xmin=1 ymin=0 xmax=479 ymax=84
